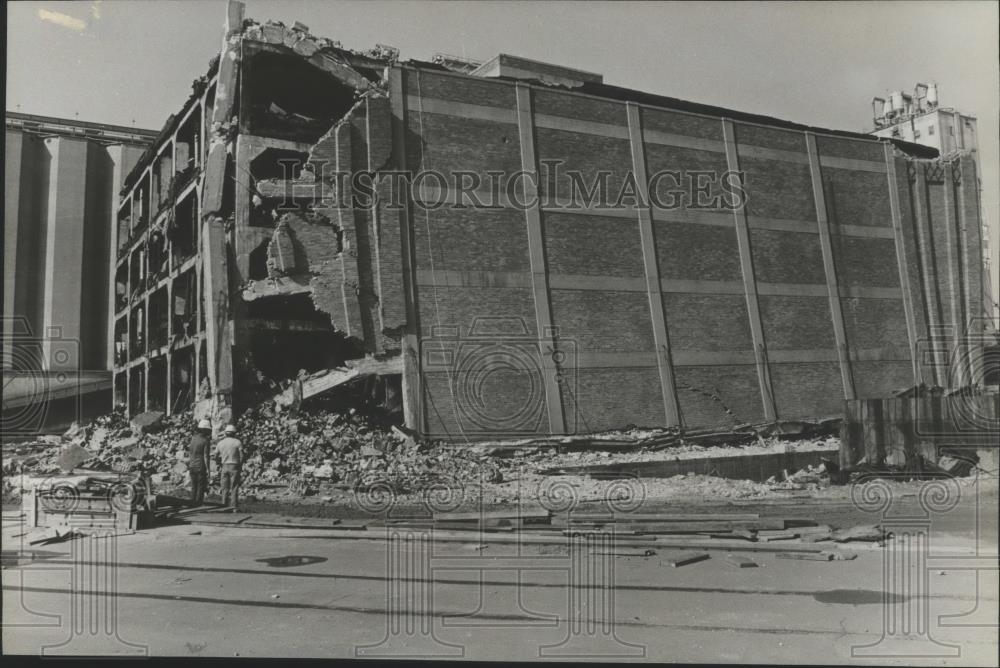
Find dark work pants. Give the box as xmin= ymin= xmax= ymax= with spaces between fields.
xmin=190 ymin=467 xmax=208 ymax=505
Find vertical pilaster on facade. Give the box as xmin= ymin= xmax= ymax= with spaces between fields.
xmin=388 ymin=66 xmax=424 ymax=433
xmin=883 ymin=144 xmax=921 ymax=385
xmin=3 ymin=131 xmax=24 ymax=367
xmin=955 ymin=157 xmax=983 ymax=385
xmin=626 ymin=103 xmax=680 ymax=428
xmin=912 ymin=164 xmax=945 ymax=385
xmin=804 ymin=131 xmax=855 ymax=401
xmin=941 ymin=162 xmax=968 ymax=387
xmin=721 ymin=119 xmax=777 ymax=421
xmin=233 ymin=134 xmax=252 ymax=282
xmin=515 ymin=83 xmax=567 ymax=435
xmin=202 ymin=220 xmax=233 ymax=395
xmin=106 ymin=145 xmax=124 ymax=374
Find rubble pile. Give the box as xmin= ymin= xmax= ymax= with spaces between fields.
xmin=2 ymin=400 xmax=502 ymax=503
xmin=231 ymin=401 xmax=500 ymax=496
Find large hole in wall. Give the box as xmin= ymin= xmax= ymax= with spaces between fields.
xmin=246 ymin=328 xmax=362 ymax=385
xmin=148 ymin=228 xmax=169 ymax=284
xmin=129 ymin=304 xmax=144 ymax=361
xmin=114 ymin=318 xmax=128 ymax=367
xmin=170 ymin=193 xmax=197 ymax=264
xmin=245 ymin=51 xmax=358 ymax=143
xmin=115 ymin=263 xmax=129 ymax=312
xmin=129 ymin=250 xmax=144 ymax=303
xmin=114 ymin=372 xmax=127 ymax=409
xmin=129 ymin=365 xmax=145 ymax=415
xmin=175 ymin=114 xmax=200 ymax=191
xmin=148 ymin=287 xmax=169 ymax=350
xmin=148 ymin=357 xmax=167 ymax=412
xmin=172 ymin=269 xmax=197 ymax=341
xmin=249 ymin=148 xmax=310 ymax=228
xmin=172 ymin=346 xmax=195 ymax=412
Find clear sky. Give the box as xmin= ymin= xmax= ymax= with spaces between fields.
xmin=6 ymin=0 xmax=999 ymax=303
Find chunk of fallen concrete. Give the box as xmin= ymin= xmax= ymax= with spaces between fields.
xmin=57 ymin=444 xmax=93 ymax=473
xmin=831 ymin=524 xmax=885 ymax=543
xmin=130 ymin=411 xmax=165 ymax=434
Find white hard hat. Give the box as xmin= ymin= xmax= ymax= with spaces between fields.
xmin=197 ymin=419 xmax=212 ymax=430
xmin=224 ymin=424 xmax=237 ymax=434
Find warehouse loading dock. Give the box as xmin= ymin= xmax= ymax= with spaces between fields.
xmin=109 ymin=0 xmax=995 ymax=442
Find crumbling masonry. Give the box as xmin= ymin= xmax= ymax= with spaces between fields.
xmin=113 ymin=0 xmax=992 ymax=440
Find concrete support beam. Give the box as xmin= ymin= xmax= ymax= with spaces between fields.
xmin=942 ymin=163 xmax=968 ymax=387
xmin=3 ymin=131 xmax=25 ymax=368
xmin=805 ymin=132 xmax=855 ymax=400
xmin=884 ymin=145 xmax=921 ymax=385
xmin=956 ymin=157 xmax=982 ymax=385
xmin=42 ymin=137 xmax=88 ymax=371
xmin=515 ymin=83 xmax=567 ymax=435
xmin=722 ymin=119 xmax=777 ymax=421
xmin=912 ymin=164 xmax=946 ymax=385
xmin=201 ymin=217 xmax=233 ymax=395
xmin=626 ymin=102 xmax=680 ymax=428
xmin=388 ymin=66 xmax=424 ymax=433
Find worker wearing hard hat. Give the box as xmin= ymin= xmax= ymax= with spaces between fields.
xmin=215 ymin=424 xmax=244 ymax=511
xmin=188 ymin=419 xmax=212 ymax=506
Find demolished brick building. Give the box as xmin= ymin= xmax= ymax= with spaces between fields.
xmin=113 ymin=1 xmax=992 ymax=440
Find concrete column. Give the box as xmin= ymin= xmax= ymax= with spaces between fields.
xmin=884 ymin=145 xmax=921 ymax=385
xmin=722 ymin=119 xmax=777 ymax=420
xmin=3 ymin=131 xmax=24 ymax=367
xmin=515 ymin=83 xmax=567 ymax=435
xmin=626 ymin=103 xmax=680 ymax=428
xmin=805 ymin=132 xmax=855 ymax=400
xmin=42 ymin=137 xmax=89 ymax=371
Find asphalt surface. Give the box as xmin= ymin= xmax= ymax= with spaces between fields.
xmin=2 ymin=493 xmax=998 ymax=662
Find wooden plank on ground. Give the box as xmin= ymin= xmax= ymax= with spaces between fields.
xmin=776 ymin=551 xmax=834 ymax=561
xmin=592 ymin=548 xmax=657 ymax=557
xmin=726 ymin=554 xmax=758 ymax=568
xmin=660 ymin=551 xmax=710 ymax=567
xmin=566 ymin=513 xmax=760 ymax=523
xmin=434 ymin=509 xmax=551 ymax=522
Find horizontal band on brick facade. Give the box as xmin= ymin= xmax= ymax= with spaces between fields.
xmin=407 ymin=95 xmax=887 ymax=173
xmin=406 ymin=186 xmax=895 ymax=241
xmin=566 ymin=347 xmax=908 ymax=369
xmin=416 ymin=270 xmax=903 ymax=300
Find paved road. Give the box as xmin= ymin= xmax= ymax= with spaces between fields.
xmin=3 ymin=498 xmax=998 ymax=663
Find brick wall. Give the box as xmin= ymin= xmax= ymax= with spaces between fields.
xmin=376 ymin=65 xmax=986 ymax=440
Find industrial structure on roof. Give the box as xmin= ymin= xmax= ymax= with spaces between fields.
xmin=110 ymin=0 xmax=991 ymax=441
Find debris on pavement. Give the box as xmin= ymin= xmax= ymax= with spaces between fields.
xmin=725 ymin=554 xmax=758 ymax=568
xmin=660 ymin=551 xmax=710 ymax=567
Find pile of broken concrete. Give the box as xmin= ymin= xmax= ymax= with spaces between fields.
xmin=2 ymin=402 xmax=502 ymax=503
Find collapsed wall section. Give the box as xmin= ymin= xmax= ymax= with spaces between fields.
xmin=386 ymin=64 xmax=989 ymax=440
